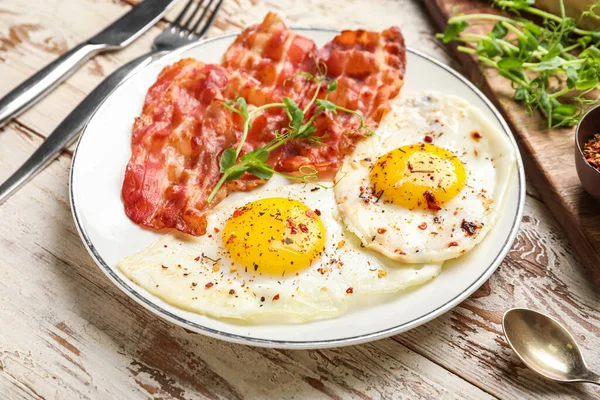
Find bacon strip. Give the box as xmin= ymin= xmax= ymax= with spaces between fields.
xmin=277 ymin=27 xmax=406 ymax=172
xmin=222 ymin=12 xmax=317 ymax=106
xmin=122 ymin=59 xmax=239 ymax=235
xmin=122 ymin=15 xmax=407 ymax=236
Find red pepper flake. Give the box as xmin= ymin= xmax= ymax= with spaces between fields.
xmin=377 ymin=228 xmax=387 ymax=234
xmin=424 ymin=135 xmax=433 ymax=143
xmin=163 ymin=245 xmax=168 ymax=248
xmin=407 ymin=162 xmax=414 ymax=172
xmin=418 ymin=222 xmax=428 ymax=230
xmin=471 ymin=131 xmax=482 ymax=141
xmin=314 ymin=209 xmax=321 ymax=216
xmin=394 ymin=248 xmax=407 ymax=255
xmin=229 ymin=289 xmax=236 ymax=295
xmin=161 ymin=265 xmax=168 ymax=269
xmin=461 ymin=219 xmax=479 ymax=236
xmin=448 ymin=241 xmax=459 ymax=247
xmin=273 ymin=294 xmax=280 ymax=301
xmin=299 ymin=223 xmax=309 ymax=233
xmin=232 ymin=208 xmax=245 ymax=218
xmin=205 ymin=282 xmax=214 ymax=288
xmin=194 ymin=256 xmax=200 ymax=261
xmin=346 ymin=287 xmax=354 ymax=294
xmin=423 ymin=190 xmax=441 ymax=211
xmin=287 ymin=217 xmax=298 ymax=234
xmin=226 ymin=234 xmax=237 ymax=244
xmin=214 ymin=227 xmax=220 ymax=233
xmin=583 ymin=133 xmax=600 ymax=171
xmin=305 ymin=210 xmax=316 ymax=219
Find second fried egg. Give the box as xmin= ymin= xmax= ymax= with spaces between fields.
xmin=334 ymin=91 xmax=516 ymax=263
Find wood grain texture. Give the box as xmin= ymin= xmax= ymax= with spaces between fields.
xmin=422 ymin=0 xmax=600 ymax=285
xmin=0 ymin=0 xmax=599 ymax=398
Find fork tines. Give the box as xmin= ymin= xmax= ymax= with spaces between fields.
xmin=172 ymin=0 xmax=225 ymax=38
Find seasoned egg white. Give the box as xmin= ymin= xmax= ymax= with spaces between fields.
xmin=334 ymin=91 xmax=516 ymax=263
xmin=117 ymin=181 xmax=442 ymax=323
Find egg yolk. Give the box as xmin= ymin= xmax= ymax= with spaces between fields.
xmin=223 ymin=198 xmax=325 ymax=275
xmin=369 ymin=143 xmax=467 ymax=209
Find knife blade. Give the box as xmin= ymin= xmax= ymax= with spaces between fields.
xmin=0 ymin=0 xmax=176 ymax=128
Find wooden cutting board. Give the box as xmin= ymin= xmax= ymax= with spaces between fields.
xmin=423 ymin=0 xmax=600 ymax=284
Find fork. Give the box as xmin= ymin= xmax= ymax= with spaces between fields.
xmin=0 ymin=0 xmax=224 ymax=205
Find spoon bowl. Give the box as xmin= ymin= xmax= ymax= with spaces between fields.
xmin=502 ymin=308 xmax=599 ymax=385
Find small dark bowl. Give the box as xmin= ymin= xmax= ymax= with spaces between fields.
xmin=575 ymin=104 xmax=600 ymax=201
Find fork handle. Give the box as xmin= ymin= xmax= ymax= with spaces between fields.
xmin=0 ymin=51 xmax=158 ymax=205
xmin=0 ymin=42 xmax=109 ymax=127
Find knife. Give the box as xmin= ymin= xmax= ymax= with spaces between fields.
xmin=0 ymin=0 xmax=176 ymax=128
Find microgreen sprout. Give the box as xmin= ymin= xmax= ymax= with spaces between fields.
xmin=438 ymin=0 xmax=600 ymax=128
xmin=206 ymin=72 xmax=371 ymax=203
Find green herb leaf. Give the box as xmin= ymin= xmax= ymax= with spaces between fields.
xmin=241 ymin=148 xmax=269 ymax=163
xmin=219 ymin=148 xmax=236 ymax=172
xmin=237 ymin=97 xmax=249 ymax=118
xmin=327 ymin=80 xmax=338 ymax=92
xmin=490 ymin=22 xmax=508 ymax=39
xmin=477 ymin=38 xmax=502 ymax=58
xmin=576 ymin=77 xmax=599 ymax=91
xmin=497 ymin=57 xmax=524 ymax=70
xmin=442 ymin=21 xmax=468 ymax=43
xmin=283 ymin=97 xmax=304 ymax=132
xmin=531 ymin=57 xmax=562 ymax=71
xmin=247 ymin=163 xmax=274 ymax=180
xmin=225 ymin=166 xmax=248 ymax=182
xmin=539 ymin=91 xmax=552 ymax=114
xmin=565 ymin=66 xmax=578 ymax=89
xmin=552 ymin=104 xmax=578 ymax=117
xmin=316 ymin=99 xmax=337 ymax=111
xmin=580 ymin=46 xmax=600 ymax=62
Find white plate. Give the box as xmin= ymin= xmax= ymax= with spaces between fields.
xmin=70 ymin=29 xmax=525 ymax=349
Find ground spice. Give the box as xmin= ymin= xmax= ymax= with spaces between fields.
xmin=583 ymin=133 xmax=600 ymax=171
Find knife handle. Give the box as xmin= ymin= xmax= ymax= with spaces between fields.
xmin=0 ymin=42 xmax=110 ymax=127
xmin=0 ymin=52 xmax=157 ymax=205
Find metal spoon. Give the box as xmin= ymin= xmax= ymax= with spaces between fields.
xmin=502 ymin=308 xmax=600 ymax=386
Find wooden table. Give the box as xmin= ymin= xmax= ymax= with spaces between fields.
xmin=0 ymin=1 xmax=599 ymax=398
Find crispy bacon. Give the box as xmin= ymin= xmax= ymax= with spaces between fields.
xmin=122 ymin=59 xmax=239 ymax=235
xmin=122 ymin=14 xmax=407 ymax=236
xmin=277 ymin=27 xmax=406 ymax=172
xmin=222 ymin=12 xmax=317 ymax=106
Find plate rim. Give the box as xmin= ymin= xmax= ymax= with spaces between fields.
xmin=69 ymin=28 xmax=526 ymax=349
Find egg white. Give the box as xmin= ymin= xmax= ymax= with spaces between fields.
xmin=117 ymin=180 xmax=442 ymax=323
xmin=334 ymin=91 xmax=517 ymax=263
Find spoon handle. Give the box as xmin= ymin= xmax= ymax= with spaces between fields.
xmin=585 ymin=372 xmax=600 ymax=386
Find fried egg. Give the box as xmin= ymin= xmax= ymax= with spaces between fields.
xmin=334 ymin=91 xmax=516 ymax=263
xmin=118 ymin=181 xmax=441 ymax=323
